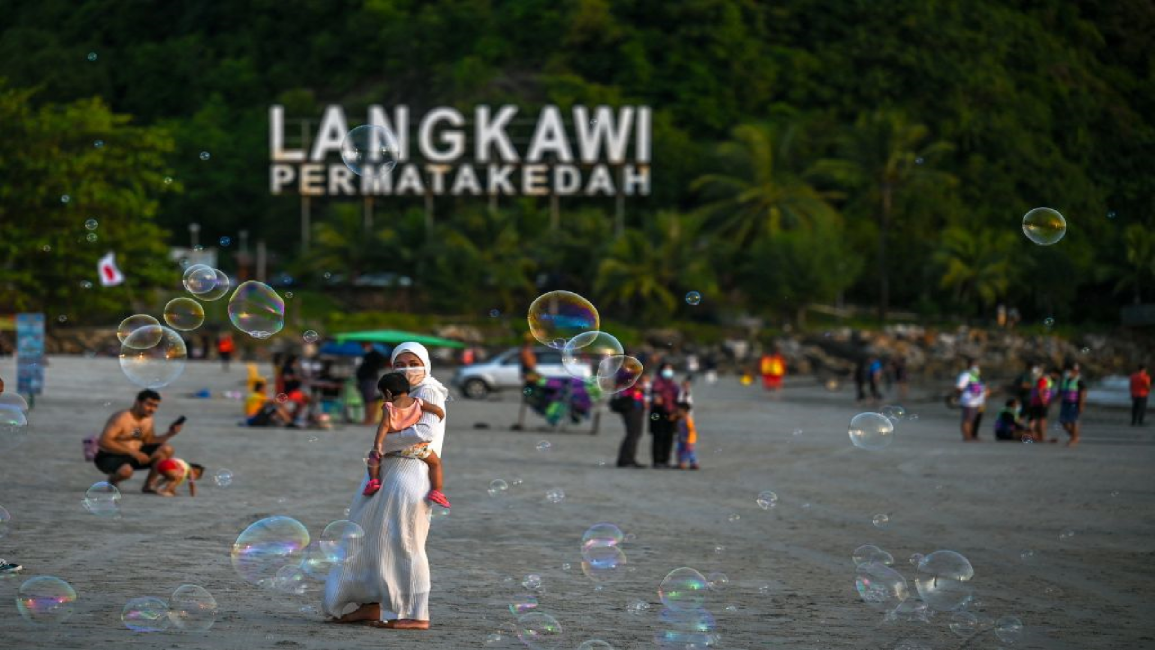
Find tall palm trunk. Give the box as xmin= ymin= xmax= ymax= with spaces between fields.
xmin=878 ymin=183 xmax=892 ymax=323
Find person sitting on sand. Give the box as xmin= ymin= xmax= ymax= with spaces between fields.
xmin=154 ymin=458 xmax=205 ymax=497
xmin=994 ymin=398 xmax=1029 ymax=441
xmin=244 ymin=380 xmax=292 ymax=427
xmin=364 ymin=372 xmax=450 ymax=508
xmin=93 ymin=390 xmax=182 ymax=493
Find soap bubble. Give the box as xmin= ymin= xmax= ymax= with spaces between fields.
xmin=1022 ymin=207 xmax=1066 ymax=245
xmin=276 ymin=393 xmax=288 ymax=404
xmin=880 ymin=404 xmax=906 ymax=421
xmin=302 ymin=330 xmax=319 ymax=343
xmin=0 ymin=408 xmax=29 ymax=452
xmin=122 ymin=596 xmax=171 ymax=632
xmin=545 ymin=488 xmax=565 ymax=503
xmin=855 ymin=561 xmax=909 ymax=611
xmin=189 ymin=269 xmax=230 ymax=302
xmin=164 ymin=297 xmax=205 ymax=331
xmin=659 ymin=567 xmax=709 ymax=611
xmin=581 ymin=545 xmax=627 ymax=582
xmin=61 ymin=194 xmax=70 ymax=203
xmin=16 ymin=576 xmax=77 ymax=625
xmin=0 ymin=392 xmax=28 ymax=412
xmin=199 ymin=151 xmax=211 ymax=161
xmin=220 ymin=236 xmax=231 ymax=247
xmin=168 ymin=584 xmax=217 ymax=632
xmin=340 ymin=125 xmax=399 ymax=176
xmin=578 ymin=640 xmax=614 ymax=649
xmin=948 ymin=611 xmax=978 ymax=637
xmin=214 ymin=469 xmax=233 ymax=487
xmin=848 ymin=412 xmax=894 ymax=450
xmin=182 ymin=264 xmax=218 ymax=295
xmin=888 ymin=598 xmax=930 ymax=623
xmin=995 ymin=615 xmax=1023 ymax=643
xmin=873 ymin=513 xmax=890 ymax=529
xmin=516 ymin=611 xmax=564 ymax=650
xmin=909 ymin=553 xmax=925 ymax=566
xmin=230 ymin=516 xmax=310 ymax=586
xmin=228 ymin=281 xmax=285 ymax=338
xmin=561 ymin=562 xmax=571 ymax=571
xmin=756 ymin=490 xmax=778 ymax=509
xmin=852 ymin=544 xmax=894 ymax=567
xmin=87 ymin=51 xmax=97 ymax=61
xmin=522 ymin=574 xmax=542 ymax=590
xmin=299 ymin=542 xmax=338 ymax=581
xmin=727 ymin=513 xmax=740 ymax=523
xmin=84 ymin=218 xmax=98 ymax=230
xmin=528 ymin=291 xmax=600 ymax=349
xmin=320 ymin=519 xmax=365 ymax=563
xmin=1044 ymin=317 xmax=1055 ymax=328
xmin=274 ymin=564 xmax=308 ymax=594
xmin=627 ymin=600 xmax=651 ymax=615
xmin=0 ymin=505 xmax=9 ymax=539
xmin=117 ymin=314 xmax=162 ymax=347
xmin=1059 ymin=529 xmax=1075 ymax=540
xmin=509 ymin=593 xmax=538 ymax=615
xmin=488 ymin=479 xmax=508 ymax=496
xmin=83 ymin=482 xmax=122 ymax=517
xmin=685 ymin=291 xmax=702 ymax=305
xmin=915 ymin=550 xmax=974 ymax=611
xmin=562 ymin=331 xmax=623 ymax=377
xmin=596 ymin=355 xmax=644 ymax=394
xmin=582 ymin=523 xmax=624 ymax=554
xmin=706 ymin=572 xmax=729 ymax=590
xmin=119 ymin=325 xmax=187 ymax=388
xmin=536 ymin=440 xmax=552 ymax=452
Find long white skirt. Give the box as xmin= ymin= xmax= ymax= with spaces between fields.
xmin=322 ymin=456 xmax=432 ymax=621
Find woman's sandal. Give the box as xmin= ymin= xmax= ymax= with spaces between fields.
xmin=427 ymin=490 xmax=451 ymax=509
xmin=362 ymin=479 xmax=382 ymax=496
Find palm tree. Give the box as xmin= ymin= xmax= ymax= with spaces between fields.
xmin=1112 ymin=223 xmax=1155 ymax=304
xmin=424 ymin=207 xmax=538 ymax=314
xmin=816 ymin=110 xmax=957 ymax=322
xmin=594 ymin=212 xmax=718 ymax=323
xmin=302 ymin=204 xmax=393 ymax=283
xmin=691 ymin=122 xmax=841 ymax=249
xmin=932 ymin=226 xmax=1020 ymax=314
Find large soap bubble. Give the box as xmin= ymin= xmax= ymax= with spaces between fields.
xmin=119 ymin=325 xmax=187 ymax=388
xmin=0 ymin=406 xmax=29 ymax=453
xmin=852 ymin=544 xmax=894 ymax=567
xmin=915 ymin=550 xmax=974 ymax=611
xmin=995 ymin=615 xmax=1023 ymax=643
xmin=16 ymin=576 xmax=77 ymax=625
xmin=320 ymin=519 xmax=365 ymax=563
xmin=596 ymin=355 xmax=643 ymax=394
xmin=164 ymin=297 xmax=205 ymax=331
xmin=117 ymin=314 xmax=162 ymax=347
xmin=182 ymin=264 xmax=218 ymax=295
xmin=83 ymin=482 xmax=122 ymax=517
xmin=582 ymin=522 xmax=624 ymax=555
xmin=0 ymin=505 xmax=10 ymax=539
xmin=341 ymin=125 xmax=400 ymax=176
xmin=122 ymin=596 xmax=171 ymax=632
xmin=855 ymin=561 xmax=909 ymax=611
xmin=655 ymin=608 xmax=717 ymax=649
xmin=848 ymin=412 xmax=894 ymax=450
xmin=528 ymin=291 xmax=599 ymax=349
xmin=562 ymin=331 xmax=624 ymax=377
xmin=658 ymin=567 xmax=709 ymax=612
xmin=581 ymin=545 xmax=627 ymax=582
xmin=0 ymin=392 xmax=30 ymax=412
xmin=231 ymin=516 xmax=310 ymax=587
xmin=516 ymin=611 xmax=564 ymax=650
xmin=197 ymin=268 xmax=231 ymax=301
xmin=228 ymin=281 xmax=285 ymax=339
xmin=1022 ymin=207 xmax=1066 ymax=246
xmin=168 ymin=584 xmax=217 ymax=632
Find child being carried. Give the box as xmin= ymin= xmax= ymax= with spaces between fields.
xmin=363 ymin=372 xmax=450 ymax=508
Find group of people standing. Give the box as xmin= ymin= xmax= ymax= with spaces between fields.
xmin=611 ymin=362 xmax=698 ymax=470
xmin=957 ymin=359 xmax=1090 ymax=447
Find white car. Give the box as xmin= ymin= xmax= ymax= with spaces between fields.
xmin=451 ymin=347 xmax=590 ymax=399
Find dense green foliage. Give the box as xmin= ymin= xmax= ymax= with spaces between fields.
xmin=2 ymin=0 xmax=1152 ymax=326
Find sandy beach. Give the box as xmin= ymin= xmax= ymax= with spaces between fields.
xmin=0 ymin=355 xmax=1152 ymax=649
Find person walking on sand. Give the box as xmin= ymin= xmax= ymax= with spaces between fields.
xmin=1131 ymin=364 xmax=1151 ymax=426
xmin=324 ymin=342 xmax=448 ymax=630
xmin=1058 ymin=363 xmax=1087 ymax=447
xmin=954 ymin=358 xmax=988 ymax=442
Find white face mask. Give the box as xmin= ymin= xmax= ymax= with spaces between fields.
xmin=661 ymin=369 xmax=674 ymax=379
xmin=395 ymin=366 xmax=425 ymax=385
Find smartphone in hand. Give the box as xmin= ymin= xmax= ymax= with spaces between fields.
xmin=173 ymin=415 xmax=187 ymax=426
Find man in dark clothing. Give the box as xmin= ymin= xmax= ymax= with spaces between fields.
xmin=614 ymin=372 xmax=648 ymax=468
xmin=649 ymin=363 xmax=680 ymax=468
xmin=357 ymin=342 xmax=388 ymax=424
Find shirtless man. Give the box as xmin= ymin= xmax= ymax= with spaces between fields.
xmin=93 ymin=389 xmax=183 ymax=493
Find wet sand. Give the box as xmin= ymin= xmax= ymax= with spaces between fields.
xmin=0 ymin=356 xmax=1152 ymax=649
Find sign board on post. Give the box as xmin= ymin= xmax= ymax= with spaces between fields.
xmin=16 ymin=313 xmax=45 ymax=398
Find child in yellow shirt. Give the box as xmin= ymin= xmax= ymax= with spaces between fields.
xmin=674 ymin=402 xmax=699 ymax=470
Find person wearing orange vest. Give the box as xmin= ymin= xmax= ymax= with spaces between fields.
xmin=1130 ymin=364 xmax=1151 ymax=426
xmin=217 ymin=333 xmax=235 ymax=372
xmin=760 ymin=347 xmax=786 ymax=392
xmin=674 ymin=401 xmax=699 ymax=470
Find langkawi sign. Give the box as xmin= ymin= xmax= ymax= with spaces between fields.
xmin=269 ymin=105 xmax=651 ymax=197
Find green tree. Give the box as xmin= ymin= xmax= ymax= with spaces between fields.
xmin=816 ymin=110 xmax=957 ymax=323
xmin=301 ymin=203 xmax=391 ymax=284
xmin=0 ymin=81 xmax=177 ymax=322
xmin=932 ymin=226 xmax=1020 ymax=315
xmin=1111 ymin=224 xmax=1155 ymax=305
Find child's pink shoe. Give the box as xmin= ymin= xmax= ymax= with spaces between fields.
xmin=363 ymin=479 xmax=382 ymax=496
xmin=427 ymin=490 xmax=451 ymax=508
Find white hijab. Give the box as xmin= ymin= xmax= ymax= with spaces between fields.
xmin=390 ymin=342 xmax=450 ymax=402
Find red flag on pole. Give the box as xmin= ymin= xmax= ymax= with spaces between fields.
xmin=98 ymin=252 xmax=124 ymax=286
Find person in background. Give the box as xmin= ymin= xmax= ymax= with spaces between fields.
xmin=673 ymin=402 xmax=699 ymax=470
xmin=613 ymin=371 xmax=647 ymax=468
xmin=94 ymin=389 xmax=182 ymax=491
xmin=0 ymin=376 xmax=21 ymax=574
xmin=280 ymin=354 xmax=309 ymax=426
xmin=154 ymin=458 xmax=205 ymax=497
xmin=1027 ymin=368 xmax=1058 ymax=442
xmin=1013 ymin=363 xmax=1040 ymax=407
xmin=1131 ymin=364 xmax=1150 ymax=426
xmin=649 ymin=363 xmax=679 ymax=468
xmin=891 ymin=354 xmax=909 ymax=400
xmin=994 ymin=398 xmax=1029 ymax=441
xmin=759 ymin=347 xmax=786 ymax=392
xmin=357 ymin=342 xmax=388 ymax=425
xmin=217 ymin=333 xmax=235 ymax=372
xmin=677 ymin=376 xmax=694 ymax=406
xmin=1058 ymin=363 xmax=1087 ymax=447
xmin=244 ymin=380 xmax=292 ymax=427
xmin=868 ymin=356 xmax=884 ymax=401
xmin=954 ymin=358 xmax=988 ymax=442
xmin=513 ymin=334 xmax=540 ymax=431
xmin=703 ymin=352 xmax=718 ymax=384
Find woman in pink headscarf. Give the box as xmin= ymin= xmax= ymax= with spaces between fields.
xmin=323 ymin=342 xmax=449 ymax=630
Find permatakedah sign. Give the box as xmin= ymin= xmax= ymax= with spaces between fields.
xmin=269 ymin=105 xmax=651 ymax=197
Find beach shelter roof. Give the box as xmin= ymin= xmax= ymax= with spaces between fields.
xmin=334 ymin=329 xmax=465 ymax=349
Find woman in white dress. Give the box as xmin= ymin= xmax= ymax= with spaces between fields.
xmin=323 ymin=342 xmax=448 ymax=629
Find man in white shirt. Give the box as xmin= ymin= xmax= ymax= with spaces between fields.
xmin=955 ymin=358 xmax=989 ymax=442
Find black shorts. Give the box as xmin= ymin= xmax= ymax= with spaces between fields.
xmin=93 ymin=443 xmax=162 ymax=475
xmin=1026 ymin=404 xmax=1049 ymax=420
